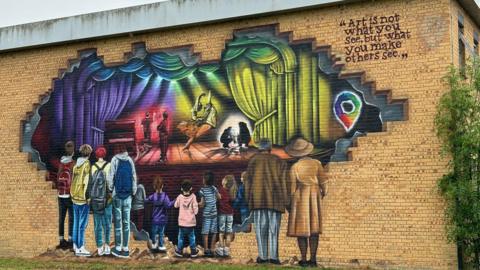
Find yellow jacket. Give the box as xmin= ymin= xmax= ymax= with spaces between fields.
xmin=70 ymin=158 xmax=91 ymax=205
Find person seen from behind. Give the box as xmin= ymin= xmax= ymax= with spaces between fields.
xmin=232 ymin=171 xmax=251 ymax=233
xmin=56 ymin=141 xmax=75 ymax=250
xmin=145 ymin=176 xmax=174 ymax=253
xmin=174 ymin=179 xmax=199 ymax=258
xmin=107 ymin=144 xmax=138 ymax=258
xmin=71 ymin=144 xmax=93 ymax=257
xmin=89 ymin=146 xmax=112 ymax=256
xmin=198 ymin=170 xmax=220 ymax=257
xmin=216 ymin=174 xmax=237 ymax=257
xmin=245 ymin=138 xmax=289 ymax=265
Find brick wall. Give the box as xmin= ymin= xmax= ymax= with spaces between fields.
xmin=451 ymin=0 xmax=480 ymax=66
xmin=0 ymin=0 xmax=473 ymax=268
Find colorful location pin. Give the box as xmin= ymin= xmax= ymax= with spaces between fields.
xmin=333 ymin=91 xmax=363 ymax=132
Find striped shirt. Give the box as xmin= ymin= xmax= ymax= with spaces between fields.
xmin=199 ymin=186 xmax=218 ymax=217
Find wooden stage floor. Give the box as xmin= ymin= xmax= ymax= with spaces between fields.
xmin=134 ymin=141 xmax=291 ymax=166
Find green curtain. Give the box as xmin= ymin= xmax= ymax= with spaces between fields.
xmin=223 ymin=36 xmax=297 ymax=145
xmin=225 ymin=36 xmax=297 ymax=72
xmin=225 ymin=60 xmax=276 ymax=143
xmin=295 ymin=48 xmax=331 ymax=145
xmin=198 ymin=64 xmax=220 ymax=74
xmin=148 ymin=52 xmax=197 ymax=81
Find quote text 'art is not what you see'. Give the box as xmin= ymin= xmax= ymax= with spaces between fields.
xmin=340 ymin=13 xmax=411 ymax=63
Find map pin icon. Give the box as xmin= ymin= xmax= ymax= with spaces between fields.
xmin=333 ymin=91 xmax=363 ymax=132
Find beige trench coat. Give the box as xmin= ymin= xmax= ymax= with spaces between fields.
xmin=287 ymin=157 xmax=327 ymax=237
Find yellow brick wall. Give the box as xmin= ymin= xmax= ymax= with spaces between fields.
xmin=0 ymin=0 xmax=471 ymax=269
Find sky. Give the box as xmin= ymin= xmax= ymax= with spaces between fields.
xmin=0 ymin=0 xmax=167 ymax=27
xmin=0 ymin=0 xmax=479 ymax=28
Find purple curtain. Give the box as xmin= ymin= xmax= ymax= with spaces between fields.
xmin=48 ymin=51 xmax=193 ymax=152
xmin=90 ymin=73 xmax=133 ymax=147
xmin=50 ymin=55 xmax=146 ymax=150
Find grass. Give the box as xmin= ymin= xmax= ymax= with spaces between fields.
xmin=0 ymin=257 xmax=342 ymax=270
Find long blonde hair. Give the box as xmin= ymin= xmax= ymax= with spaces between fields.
xmin=222 ymin=174 xmax=238 ymax=199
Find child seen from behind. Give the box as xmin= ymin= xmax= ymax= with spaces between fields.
xmin=174 ymin=179 xmax=199 ymax=258
xmin=71 ymin=144 xmax=93 ymax=257
xmin=233 ymin=171 xmax=251 ymax=233
xmin=198 ymin=171 xmax=220 ymax=257
xmin=216 ymin=174 xmax=237 ymax=257
xmin=90 ymin=146 xmax=112 ymax=256
xmin=145 ymin=176 xmax=174 ymax=252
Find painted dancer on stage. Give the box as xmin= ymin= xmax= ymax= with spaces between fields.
xmin=177 ymin=91 xmax=217 ymax=152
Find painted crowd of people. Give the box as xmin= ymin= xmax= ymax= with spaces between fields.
xmin=57 ymin=143 xmax=137 ymax=258
xmin=55 ymin=137 xmax=327 ymax=267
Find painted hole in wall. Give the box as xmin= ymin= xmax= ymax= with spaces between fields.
xmin=21 ymin=24 xmax=407 ymax=256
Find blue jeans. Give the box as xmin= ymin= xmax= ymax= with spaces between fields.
xmin=93 ymin=203 xmax=112 ymax=248
xmin=113 ymin=196 xmax=132 ymax=249
xmin=151 ymin=224 xmax=166 ymax=247
xmin=177 ymin=226 xmax=196 ymax=251
xmin=72 ymin=203 xmax=89 ymax=248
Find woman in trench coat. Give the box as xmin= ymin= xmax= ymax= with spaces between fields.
xmin=286 ymin=138 xmax=327 ymax=267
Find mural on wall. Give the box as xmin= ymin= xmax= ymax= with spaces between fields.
xmin=21 ymin=25 xmax=406 ymax=254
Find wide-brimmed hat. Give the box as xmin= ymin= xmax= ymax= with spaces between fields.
xmin=285 ymin=138 xmax=314 ymax=157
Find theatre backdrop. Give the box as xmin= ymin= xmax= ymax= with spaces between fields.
xmin=24 ymin=26 xmax=405 ymax=169
xmin=21 ymin=25 xmax=405 ymax=241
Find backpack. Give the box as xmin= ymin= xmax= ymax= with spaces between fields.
xmin=89 ymin=162 xmax=109 ymax=214
xmin=114 ymin=159 xmax=133 ymax=199
xmin=70 ymin=161 xmax=90 ymax=202
xmin=132 ymin=184 xmax=145 ymax=209
xmin=57 ymin=162 xmax=73 ymax=195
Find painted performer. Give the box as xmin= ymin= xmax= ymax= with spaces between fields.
xmin=285 ymin=138 xmax=327 ymax=268
xmin=177 ymin=91 xmax=217 ymax=152
xmin=157 ymin=111 xmax=169 ymax=163
xmin=141 ymin=112 xmax=152 ymax=143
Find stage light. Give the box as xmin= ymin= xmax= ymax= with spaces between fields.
xmin=206 ymin=72 xmax=231 ymax=98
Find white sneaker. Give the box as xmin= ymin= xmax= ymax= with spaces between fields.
xmin=75 ymin=246 xmax=91 ymax=257
xmin=224 ymin=247 xmax=230 ymax=257
xmin=157 ymin=246 xmax=167 ymax=251
xmin=151 ymin=242 xmax=158 ymax=250
xmin=97 ymin=247 xmax=104 ymax=256
xmin=120 ymin=247 xmax=130 ymax=258
xmin=215 ymin=247 xmax=224 ymax=257
xmin=103 ymin=245 xmax=111 ymax=255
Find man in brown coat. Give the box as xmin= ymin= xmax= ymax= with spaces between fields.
xmin=245 ymin=138 xmax=289 ymax=264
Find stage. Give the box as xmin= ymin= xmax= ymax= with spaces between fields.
xmin=134 ymin=141 xmax=292 ymax=166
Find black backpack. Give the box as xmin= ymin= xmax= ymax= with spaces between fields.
xmin=90 ymin=162 xmax=109 ymax=214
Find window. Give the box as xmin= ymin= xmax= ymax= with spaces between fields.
xmin=474 ymin=31 xmax=479 ymax=56
xmin=458 ymin=15 xmax=466 ymax=71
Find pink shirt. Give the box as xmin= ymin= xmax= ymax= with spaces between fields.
xmin=174 ymin=193 xmax=199 ymax=227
